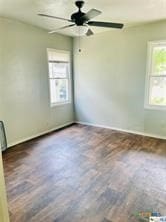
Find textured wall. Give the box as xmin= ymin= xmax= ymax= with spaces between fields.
xmin=0 ymin=17 xmax=74 ymax=146
xmin=74 ymin=21 xmax=166 ymax=138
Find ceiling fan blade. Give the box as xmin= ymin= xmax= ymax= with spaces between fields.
xmin=81 ymin=9 xmax=102 ymax=21
xmin=86 ymin=28 xmax=94 ymax=36
xmin=38 ymin=13 xmax=72 ymax=22
xmin=88 ymin=21 xmax=124 ymax=29
xmin=49 ymin=24 xmax=75 ymax=34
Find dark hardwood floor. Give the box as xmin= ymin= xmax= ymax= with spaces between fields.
xmin=2 ymin=124 xmax=166 ymax=222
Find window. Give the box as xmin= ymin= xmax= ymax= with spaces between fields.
xmin=145 ymin=41 xmax=166 ymax=109
xmin=47 ymin=49 xmax=71 ymax=106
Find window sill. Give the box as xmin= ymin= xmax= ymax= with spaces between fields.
xmin=50 ymin=101 xmax=71 ymax=107
xmin=144 ymin=104 xmax=166 ymax=111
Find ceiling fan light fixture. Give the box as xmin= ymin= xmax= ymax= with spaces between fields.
xmin=73 ymin=25 xmax=88 ymax=36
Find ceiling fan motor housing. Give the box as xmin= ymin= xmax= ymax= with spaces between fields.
xmin=71 ymin=12 xmax=86 ymax=25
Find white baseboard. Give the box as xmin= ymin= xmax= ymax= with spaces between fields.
xmin=8 ymin=121 xmax=74 ymax=148
xmin=7 ymin=120 xmax=166 ymax=148
xmin=75 ymin=121 xmax=166 ymax=140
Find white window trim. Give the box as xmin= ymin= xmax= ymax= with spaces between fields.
xmin=144 ymin=40 xmax=166 ymax=111
xmin=47 ymin=48 xmax=72 ymax=107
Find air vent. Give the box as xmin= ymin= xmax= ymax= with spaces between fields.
xmin=0 ymin=121 xmax=7 ymax=151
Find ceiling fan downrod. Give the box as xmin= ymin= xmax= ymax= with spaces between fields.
xmin=75 ymin=1 xmax=85 ymax=11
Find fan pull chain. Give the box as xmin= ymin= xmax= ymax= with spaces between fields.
xmin=78 ymin=27 xmax=81 ymax=52
xmin=79 ymin=36 xmax=81 ymax=52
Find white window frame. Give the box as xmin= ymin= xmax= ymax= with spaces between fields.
xmin=145 ymin=40 xmax=166 ymax=111
xmin=47 ymin=48 xmax=72 ymax=107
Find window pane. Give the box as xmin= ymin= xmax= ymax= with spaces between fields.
xmin=49 ymin=62 xmax=69 ymax=78
xmin=149 ymin=77 xmax=166 ymax=106
xmin=151 ymin=46 xmax=166 ymax=75
xmin=50 ymin=79 xmax=69 ymax=104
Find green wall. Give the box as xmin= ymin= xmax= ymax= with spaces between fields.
xmin=1 ymin=17 xmax=166 ymax=143
xmin=0 ymin=17 xmax=74 ymax=146
xmin=74 ymin=21 xmax=166 ymax=138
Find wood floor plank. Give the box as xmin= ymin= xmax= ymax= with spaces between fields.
xmin=2 ymin=124 xmax=166 ymax=222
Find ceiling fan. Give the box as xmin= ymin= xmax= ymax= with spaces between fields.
xmin=38 ymin=0 xmax=124 ymax=36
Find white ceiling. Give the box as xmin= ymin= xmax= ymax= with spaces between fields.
xmin=0 ymin=0 xmax=166 ymax=36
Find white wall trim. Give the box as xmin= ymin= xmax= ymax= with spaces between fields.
xmin=8 ymin=121 xmax=74 ymax=148
xmin=0 ymin=152 xmax=10 ymax=222
xmin=75 ymin=121 xmax=166 ymax=140
xmin=144 ymin=40 xmax=166 ymax=110
xmin=7 ymin=120 xmax=166 ymax=148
